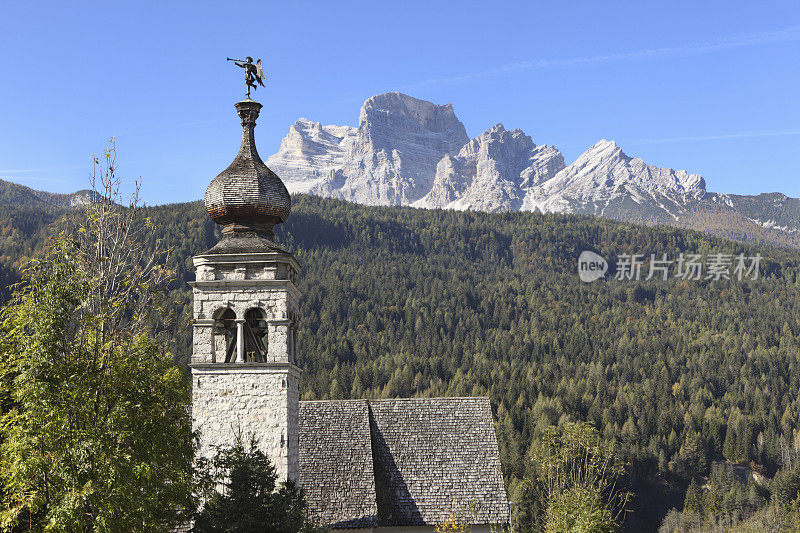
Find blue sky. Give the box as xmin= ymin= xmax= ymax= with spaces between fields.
xmin=1 ymin=0 xmax=798 ymax=205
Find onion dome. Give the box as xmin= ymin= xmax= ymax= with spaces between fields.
xmin=204 ymin=99 xmax=291 ymax=253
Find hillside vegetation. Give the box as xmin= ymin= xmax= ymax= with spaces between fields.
xmin=2 ymin=194 xmax=800 ymax=529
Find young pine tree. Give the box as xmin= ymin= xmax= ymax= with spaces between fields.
xmin=193 ymin=438 xmax=319 ymax=533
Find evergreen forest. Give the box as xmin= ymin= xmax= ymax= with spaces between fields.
xmin=2 ymin=193 xmax=800 ymax=530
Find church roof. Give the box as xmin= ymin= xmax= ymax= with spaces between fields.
xmin=298 ymin=397 xmax=510 ymax=529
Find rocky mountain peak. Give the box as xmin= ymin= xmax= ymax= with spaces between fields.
xmin=415 ymin=123 xmax=565 ymax=213
xmin=292 ymin=117 xmax=315 ymax=130
xmin=266 ymin=118 xmax=356 ymax=194
xmin=285 ymin=118 xmax=354 ymax=147
xmin=562 ymin=139 xmax=705 ymax=193
xmin=484 ymin=123 xmax=512 ymax=135
xmin=355 ymin=92 xmax=469 ymax=160
xmin=589 ymin=138 xmax=620 ymax=150
xmin=267 ymin=93 xmax=719 ymax=222
xmin=458 ymin=124 xmax=533 ymax=158
xmin=580 ymin=139 xmax=625 ymax=161
xmin=268 ymin=93 xmax=469 ymax=205
xmin=359 ymin=92 xmax=465 ymax=135
xmin=525 ymin=138 xmax=708 ymax=220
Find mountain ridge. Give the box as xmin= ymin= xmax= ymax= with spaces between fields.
xmin=0 ymin=178 xmax=102 ymax=208
xmin=266 ymin=92 xmax=800 ymax=249
xmin=3 ymin=92 xmax=797 ymax=249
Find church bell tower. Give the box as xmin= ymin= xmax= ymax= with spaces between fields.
xmin=190 ymin=97 xmax=300 ymax=481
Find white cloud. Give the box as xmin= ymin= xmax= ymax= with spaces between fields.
xmin=631 ymin=130 xmax=800 ymax=145
xmin=402 ymin=25 xmax=800 ymax=90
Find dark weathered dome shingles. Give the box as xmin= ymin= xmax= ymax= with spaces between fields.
xmin=204 ymin=99 xmax=291 ymax=234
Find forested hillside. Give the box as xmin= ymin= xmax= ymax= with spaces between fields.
xmin=2 ymin=194 xmax=800 ymax=529
xmin=0 ymin=178 xmax=101 ymax=208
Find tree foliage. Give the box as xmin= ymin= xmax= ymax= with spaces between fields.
xmin=530 ymin=422 xmax=629 ymax=532
xmin=545 ymin=485 xmax=616 ymax=533
xmin=0 ymin=144 xmax=193 ymax=531
xmin=682 ymin=478 xmax=702 ymax=515
xmin=192 ymin=439 xmax=317 ymax=533
xmin=3 ymin=193 xmax=800 ymax=528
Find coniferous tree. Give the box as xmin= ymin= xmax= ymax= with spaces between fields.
xmin=683 ymin=479 xmax=703 ymax=514
xmin=193 ymin=439 xmax=318 ymax=533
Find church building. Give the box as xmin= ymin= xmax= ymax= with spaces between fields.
xmin=190 ymin=95 xmax=510 ymax=531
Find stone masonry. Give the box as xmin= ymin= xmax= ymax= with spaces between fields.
xmin=190 ymin=251 xmax=301 ymax=482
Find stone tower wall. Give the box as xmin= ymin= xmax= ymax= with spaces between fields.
xmin=192 ymin=366 xmax=299 ymax=481
xmin=190 ymin=253 xmax=301 ymax=482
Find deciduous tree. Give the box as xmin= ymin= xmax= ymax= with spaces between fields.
xmin=532 ymin=422 xmax=630 ymax=532
xmin=0 ymin=142 xmax=193 ymax=531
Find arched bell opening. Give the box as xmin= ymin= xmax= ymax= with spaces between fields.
xmin=243 ymin=308 xmax=269 ymax=363
xmin=212 ymin=308 xmax=237 ymax=363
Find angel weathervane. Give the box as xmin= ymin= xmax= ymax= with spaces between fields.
xmin=227 ymin=56 xmax=265 ymax=98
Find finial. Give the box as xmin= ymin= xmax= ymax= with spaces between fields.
xmin=226 ymin=56 xmax=266 ymax=99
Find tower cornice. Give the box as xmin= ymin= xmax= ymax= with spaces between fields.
xmin=189 ymin=280 xmax=301 ymax=301
xmin=193 ymin=252 xmax=301 ymax=272
xmin=190 ymin=362 xmax=302 ymax=377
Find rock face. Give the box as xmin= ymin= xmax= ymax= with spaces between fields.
xmin=266 ymin=118 xmax=357 ymax=194
xmin=269 ymin=93 xmax=708 ymax=221
xmin=267 ymin=92 xmax=469 ymax=205
xmin=525 ymin=140 xmax=707 ymax=222
xmin=414 ymin=124 xmax=565 ymax=212
xmin=267 ymin=92 xmax=800 ymax=241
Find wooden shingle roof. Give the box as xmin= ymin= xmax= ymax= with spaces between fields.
xmin=299 ymin=397 xmax=509 ymax=529
xmin=298 ymin=400 xmax=378 ymax=528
